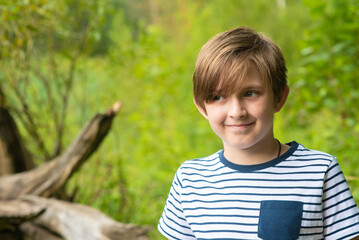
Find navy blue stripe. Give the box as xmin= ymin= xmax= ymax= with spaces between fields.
xmin=274 ymin=163 xmax=329 ymax=168
xmin=184 ymin=205 xmax=321 ymax=214
xmin=183 ymin=184 xmax=322 ymax=191
xmin=302 ymin=217 xmax=323 ymax=221
xmin=185 ymin=158 xmax=217 ymax=164
xmin=159 ymin=220 xmax=196 ymax=240
xmin=181 ymin=191 xmax=321 ymax=198
xmin=325 ymin=222 xmax=359 ymax=237
xmin=167 ymin=199 xmax=183 ymax=217
xmin=181 ymin=170 xmax=245 ymax=177
xmin=323 ymin=179 xmax=346 ymax=193
xmin=186 ymin=213 xmax=258 ymax=219
xmin=168 ymin=192 xmax=181 ymax=206
xmin=163 ymin=210 xmax=190 ymax=230
xmin=160 ymin=214 xmax=195 ymax=238
xmin=181 ymin=198 xmax=261 ymax=204
xmin=189 ymin=221 xmax=257 ymax=226
xmin=327 ymin=162 xmax=339 ymax=172
xmin=299 ymin=231 xmax=324 ymax=236
xmin=198 ymin=239 xmax=253 ymax=240
xmin=337 ymin=230 xmax=359 ymax=240
xmin=218 ymin=142 xmax=298 ymax=171
xmin=183 ymin=206 xmax=258 ymax=211
xmin=185 ymin=168 xmax=326 ymax=175
xmin=254 ymin=170 xmax=326 ymax=175
xmin=181 ymin=198 xmax=322 ymax=206
xmin=181 ymin=165 xmax=226 ymax=172
xmin=297 ymin=147 xmax=324 ymax=152
xmin=323 ymin=188 xmax=349 ymax=202
xmin=175 ymin=172 xmax=183 ymax=188
xmin=193 ymin=229 xmax=257 ymax=234
xmin=186 ymin=155 xmax=219 ymax=162
xmin=167 ymin=207 xmax=186 ymax=222
xmin=325 ymin=170 xmax=343 ymax=183
xmin=286 ymin=158 xmax=331 ymax=163
xmin=301 ymin=225 xmax=323 ymax=229
xmin=325 ymin=212 xmax=359 ymax=228
xmin=323 ymin=196 xmax=353 ymax=211
xmin=324 ymin=204 xmax=359 ymax=222
xmin=158 ymin=223 xmax=182 ymax=240
xmin=182 ymin=159 xmax=221 ymax=167
xmin=171 ymin=184 xmax=180 ymax=198
xmin=182 ymin=165 xmax=329 ymax=175
xmin=292 ymin=152 xmax=332 ymax=158
xmin=182 ymin=177 xmax=324 ymax=185
xmin=303 ymin=209 xmax=322 ymax=214
xmin=182 ymin=168 xmax=327 ymax=177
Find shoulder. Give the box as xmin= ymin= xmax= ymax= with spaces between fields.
xmin=175 ymin=150 xmax=223 ymax=179
xmin=281 ymin=141 xmax=339 ymax=174
xmin=180 ymin=150 xmax=222 ymax=168
xmin=290 ymin=141 xmax=335 ymax=164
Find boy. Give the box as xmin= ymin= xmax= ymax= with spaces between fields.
xmin=158 ymin=27 xmax=359 ymax=239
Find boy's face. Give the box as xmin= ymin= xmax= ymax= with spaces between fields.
xmin=195 ymin=65 xmax=288 ymax=153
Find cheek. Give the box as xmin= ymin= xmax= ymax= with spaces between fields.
xmin=207 ymin=113 xmax=223 ymax=124
xmin=207 ymin=107 xmax=227 ymax=121
xmin=251 ymin=102 xmax=275 ymax=120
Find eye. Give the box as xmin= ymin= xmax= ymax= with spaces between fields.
xmin=213 ymin=95 xmax=224 ymax=101
xmin=244 ymin=91 xmax=257 ymax=97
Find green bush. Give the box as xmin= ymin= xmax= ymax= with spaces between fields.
xmin=2 ymin=1 xmax=358 ymax=239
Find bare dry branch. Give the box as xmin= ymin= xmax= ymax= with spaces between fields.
xmin=0 ymin=101 xmax=122 ymax=199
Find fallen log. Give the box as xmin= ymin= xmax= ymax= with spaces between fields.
xmin=0 ymin=197 xmax=45 ymax=231
xmin=0 ymin=101 xmax=150 ymax=239
xmin=0 ymin=195 xmax=150 ymax=240
xmin=16 ymin=195 xmax=150 ymax=240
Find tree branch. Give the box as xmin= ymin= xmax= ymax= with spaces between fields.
xmin=0 ymin=101 xmax=122 ymax=199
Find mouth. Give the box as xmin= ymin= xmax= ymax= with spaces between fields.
xmin=225 ymin=122 xmax=254 ymax=129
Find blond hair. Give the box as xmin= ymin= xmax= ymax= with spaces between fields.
xmin=193 ymin=26 xmax=287 ymax=110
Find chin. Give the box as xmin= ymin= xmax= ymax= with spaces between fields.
xmin=225 ymin=142 xmax=255 ymax=150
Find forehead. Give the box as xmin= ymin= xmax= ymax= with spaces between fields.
xmin=213 ymin=61 xmax=269 ymax=95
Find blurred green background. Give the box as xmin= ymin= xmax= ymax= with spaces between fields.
xmin=1 ymin=0 xmax=358 ymax=239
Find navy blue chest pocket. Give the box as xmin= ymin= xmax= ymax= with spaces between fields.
xmin=258 ymin=200 xmax=303 ymax=240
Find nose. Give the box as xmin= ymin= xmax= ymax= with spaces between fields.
xmin=228 ymin=96 xmax=247 ymax=119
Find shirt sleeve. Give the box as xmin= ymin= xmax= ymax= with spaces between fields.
xmin=158 ymin=167 xmax=196 ymax=240
xmin=322 ymin=157 xmax=359 ymax=240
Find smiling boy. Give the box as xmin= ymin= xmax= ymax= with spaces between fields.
xmin=158 ymin=27 xmax=359 ymax=239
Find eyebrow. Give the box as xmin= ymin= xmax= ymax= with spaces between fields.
xmin=241 ymin=84 xmax=264 ymax=90
xmin=211 ymin=84 xmax=264 ymax=99
xmin=214 ymin=82 xmax=263 ymax=90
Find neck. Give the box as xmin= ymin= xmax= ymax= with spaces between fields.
xmin=223 ymin=137 xmax=280 ymax=165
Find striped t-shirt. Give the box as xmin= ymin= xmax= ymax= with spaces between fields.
xmin=158 ymin=141 xmax=359 ymax=240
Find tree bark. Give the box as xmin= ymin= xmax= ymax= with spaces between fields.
xmin=0 ymin=102 xmax=122 ymax=200
xmin=0 ymin=101 xmax=150 ymax=239
xmin=0 ymin=195 xmax=150 ymax=240
xmin=0 ymin=107 xmax=34 ymax=176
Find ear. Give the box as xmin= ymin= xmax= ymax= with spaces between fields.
xmin=275 ymin=85 xmax=290 ymax=113
xmin=193 ymin=97 xmax=208 ymax=119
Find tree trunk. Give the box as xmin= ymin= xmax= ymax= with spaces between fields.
xmin=0 ymin=107 xmax=34 ymax=176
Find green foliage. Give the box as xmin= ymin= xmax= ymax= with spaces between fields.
xmin=2 ymin=0 xmax=359 ymax=239
xmin=294 ymin=0 xmax=359 ymax=129
xmin=0 ymin=0 xmax=114 ymax=160
xmin=286 ymin=0 xmax=359 ymax=197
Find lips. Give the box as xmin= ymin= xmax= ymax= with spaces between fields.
xmin=225 ymin=122 xmax=254 ymax=128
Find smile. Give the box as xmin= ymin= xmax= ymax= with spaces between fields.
xmin=225 ymin=122 xmax=254 ymax=129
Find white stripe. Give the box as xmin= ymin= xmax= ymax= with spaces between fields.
xmin=158 ymin=142 xmax=359 ymax=239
